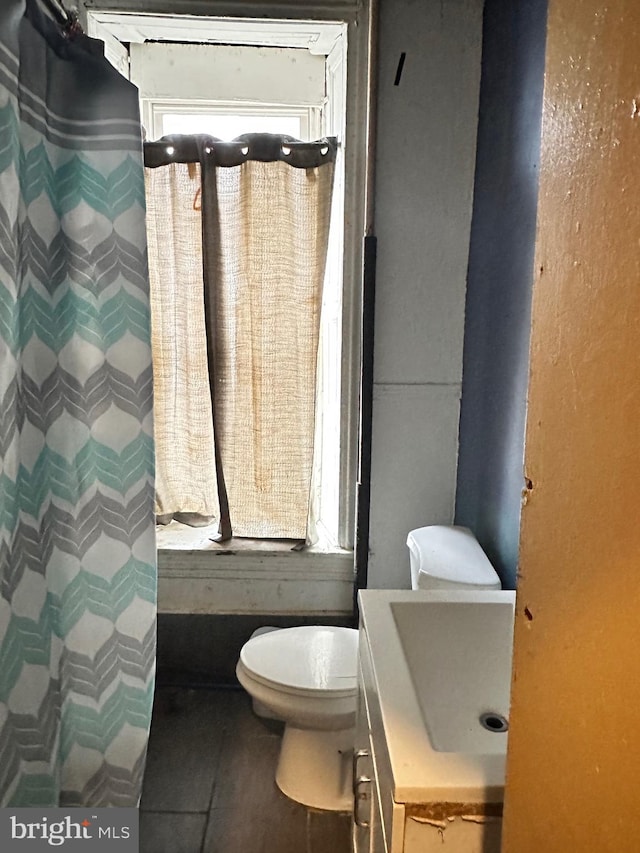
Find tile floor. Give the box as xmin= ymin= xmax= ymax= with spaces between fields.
xmin=140 ymin=686 xmax=352 ymax=853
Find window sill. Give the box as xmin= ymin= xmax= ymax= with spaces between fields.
xmin=157 ymin=521 xmax=354 ymax=616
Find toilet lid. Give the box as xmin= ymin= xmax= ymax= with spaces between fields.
xmin=240 ymin=626 xmax=358 ymax=696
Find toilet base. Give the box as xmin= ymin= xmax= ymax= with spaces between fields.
xmin=275 ymin=725 xmax=354 ymax=812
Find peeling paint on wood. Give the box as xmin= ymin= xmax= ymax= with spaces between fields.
xmin=405 ymin=801 xmax=503 ymax=821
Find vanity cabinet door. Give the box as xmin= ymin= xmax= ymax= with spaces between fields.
xmin=354 ymin=628 xmax=398 ymax=853
xmin=353 ymin=662 xmax=374 ymax=853
xmin=356 ymin=617 xmax=414 ymax=852
xmin=352 ymin=731 xmax=387 ymax=852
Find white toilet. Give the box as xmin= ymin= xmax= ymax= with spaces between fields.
xmin=236 ymin=525 xmax=501 ymax=812
xmin=236 ymin=624 xmax=358 ymax=811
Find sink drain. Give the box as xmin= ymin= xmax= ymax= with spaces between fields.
xmin=479 ymin=712 xmax=509 ymax=733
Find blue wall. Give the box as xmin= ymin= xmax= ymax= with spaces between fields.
xmin=455 ymin=0 xmax=548 ymax=588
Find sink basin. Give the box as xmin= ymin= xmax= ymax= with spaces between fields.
xmin=358 ymin=588 xmax=516 ymax=803
xmin=391 ymin=596 xmax=514 ymax=753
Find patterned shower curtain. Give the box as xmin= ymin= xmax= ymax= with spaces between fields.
xmin=0 ymin=0 xmax=156 ymax=807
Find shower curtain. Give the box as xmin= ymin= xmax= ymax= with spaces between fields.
xmin=0 ymin=0 xmax=156 ymax=807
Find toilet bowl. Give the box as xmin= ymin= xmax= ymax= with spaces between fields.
xmin=236 ymin=625 xmax=358 ymax=811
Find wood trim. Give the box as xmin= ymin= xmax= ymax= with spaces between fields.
xmin=158 ymin=548 xmax=355 ymax=614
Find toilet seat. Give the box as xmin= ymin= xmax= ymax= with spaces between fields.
xmin=239 ymin=626 xmax=358 ymax=698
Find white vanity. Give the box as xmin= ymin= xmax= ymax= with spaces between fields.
xmin=352 ymin=589 xmax=515 ymax=853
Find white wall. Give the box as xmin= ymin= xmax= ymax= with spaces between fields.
xmin=368 ymin=0 xmax=483 ymax=589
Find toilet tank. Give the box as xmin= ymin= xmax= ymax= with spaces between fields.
xmin=406 ymin=525 xmax=502 ymax=591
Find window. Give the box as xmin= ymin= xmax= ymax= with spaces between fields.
xmin=151 ymin=103 xmax=318 ymax=142
xmin=132 ymin=37 xmax=342 ymax=547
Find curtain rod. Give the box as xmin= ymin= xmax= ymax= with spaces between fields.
xmin=144 ymin=133 xmax=339 ymax=170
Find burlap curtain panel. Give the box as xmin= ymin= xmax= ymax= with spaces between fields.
xmin=145 ymin=135 xmax=337 ymax=540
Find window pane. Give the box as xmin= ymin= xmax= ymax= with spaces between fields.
xmin=161 ymin=113 xmax=303 ymax=140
